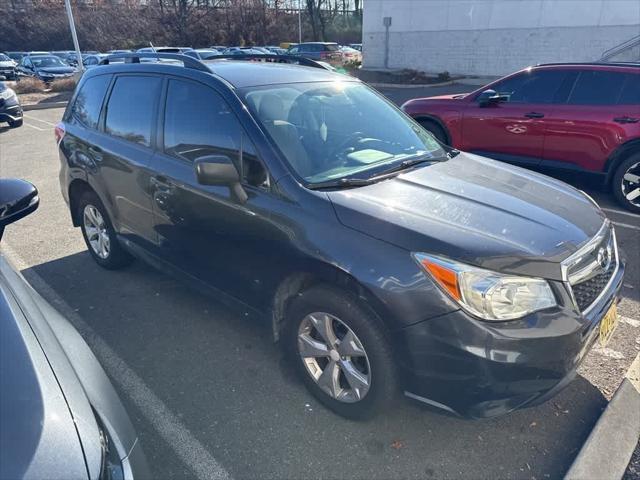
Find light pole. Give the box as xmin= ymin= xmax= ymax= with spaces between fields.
xmin=298 ymin=0 xmax=302 ymax=43
xmin=64 ymin=0 xmax=84 ymax=72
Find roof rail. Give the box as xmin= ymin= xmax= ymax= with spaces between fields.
xmin=536 ymin=61 xmax=640 ymax=68
xmin=98 ymin=52 xmax=211 ymax=73
xmin=204 ymin=54 xmax=331 ymax=70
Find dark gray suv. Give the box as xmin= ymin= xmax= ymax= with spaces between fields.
xmin=58 ymin=53 xmax=624 ymax=419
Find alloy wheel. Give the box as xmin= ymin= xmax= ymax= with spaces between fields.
xmin=297 ymin=312 xmax=371 ymax=403
xmin=83 ymin=204 xmax=110 ymax=259
xmin=621 ymin=161 xmax=640 ymax=208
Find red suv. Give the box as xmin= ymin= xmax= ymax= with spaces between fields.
xmin=401 ymin=63 xmax=640 ymax=212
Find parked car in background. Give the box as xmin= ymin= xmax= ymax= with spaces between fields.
xmin=137 ymin=46 xmax=192 ymax=54
xmin=58 ymin=54 xmax=623 ymax=421
xmin=0 ymin=53 xmax=17 ymax=80
xmin=264 ymin=46 xmax=287 ymax=55
xmin=402 ymin=62 xmax=640 ymax=212
xmin=5 ymin=51 xmax=27 ymax=63
xmin=349 ymin=43 xmax=362 ymax=51
xmin=339 ymin=45 xmax=362 ymax=63
xmin=83 ymin=54 xmax=109 ymax=69
xmin=287 ymin=42 xmax=343 ymax=66
xmin=209 ymin=45 xmax=227 ymax=51
xmin=0 ymin=82 xmax=22 ymax=128
xmin=184 ymin=49 xmax=221 ymax=60
xmin=0 ymin=178 xmax=150 ymax=480
xmin=108 ymin=49 xmax=133 ymax=54
xmin=222 ymin=46 xmax=266 ymax=56
xmin=52 ymin=51 xmax=83 ymax=67
xmin=17 ymin=54 xmax=76 ymax=82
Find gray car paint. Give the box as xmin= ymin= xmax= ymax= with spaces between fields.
xmin=0 ymin=253 xmax=149 ymax=479
xmin=328 ymin=152 xmax=606 ymax=280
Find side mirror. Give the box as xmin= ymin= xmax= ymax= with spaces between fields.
xmin=194 ymin=155 xmax=247 ymax=203
xmin=477 ymin=89 xmax=506 ymax=107
xmin=0 ymin=179 xmax=39 ymax=241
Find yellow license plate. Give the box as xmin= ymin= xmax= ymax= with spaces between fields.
xmin=599 ymin=302 xmax=618 ymax=347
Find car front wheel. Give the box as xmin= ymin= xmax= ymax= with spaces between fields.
xmin=285 ymin=285 xmax=398 ymax=419
xmin=613 ymin=153 xmax=640 ymax=213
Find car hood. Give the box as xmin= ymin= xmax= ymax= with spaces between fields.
xmin=327 ymin=152 xmax=606 ymax=280
xmin=37 ymin=66 xmax=75 ymax=74
xmin=0 ymin=61 xmax=14 ymax=67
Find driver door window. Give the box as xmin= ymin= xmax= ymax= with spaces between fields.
xmin=163 ymin=79 xmax=268 ymax=189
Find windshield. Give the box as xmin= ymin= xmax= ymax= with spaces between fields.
xmin=0 ymin=54 xmax=9 ymax=61
xmin=241 ymin=81 xmax=446 ymax=184
xmin=31 ymin=56 xmax=66 ymax=68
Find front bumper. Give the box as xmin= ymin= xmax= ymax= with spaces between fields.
xmin=0 ymin=102 xmax=22 ymax=124
xmin=396 ymin=260 xmax=625 ymax=418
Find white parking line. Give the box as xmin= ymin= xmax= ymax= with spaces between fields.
xmin=602 ymin=207 xmax=640 ymax=220
xmin=612 ymin=221 xmax=640 ymax=231
xmin=2 ymin=246 xmax=232 ymax=480
xmin=24 ymin=114 xmax=57 ymax=127
xmin=23 ymin=122 xmax=46 ymax=131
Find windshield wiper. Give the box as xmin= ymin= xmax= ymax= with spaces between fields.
xmin=370 ymin=155 xmax=439 ymax=178
xmin=306 ymin=177 xmax=375 ymax=190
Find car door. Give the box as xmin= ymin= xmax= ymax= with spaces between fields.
xmin=542 ymin=69 xmax=639 ymax=172
xmin=90 ymin=74 xmax=161 ymax=248
xmin=461 ymin=69 xmax=572 ymax=166
xmin=148 ymin=77 xmax=283 ymax=309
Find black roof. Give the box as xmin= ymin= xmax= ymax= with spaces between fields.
xmin=202 ymin=60 xmax=354 ymax=88
xmin=98 ymin=52 xmax=357 ymax=88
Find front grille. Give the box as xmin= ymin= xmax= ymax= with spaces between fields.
xmin=566 ymin=224 xmax=617 ymax=313
xmin=572 ymin=259 xmax=616 ymax=311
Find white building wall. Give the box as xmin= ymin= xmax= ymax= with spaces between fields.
xmin=362 ymin=0 xmax=640 ymax=76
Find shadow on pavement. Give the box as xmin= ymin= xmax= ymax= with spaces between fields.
xmin=25 ymin=250 xmax=608 ymax=480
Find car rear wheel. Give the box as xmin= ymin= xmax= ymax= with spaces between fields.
xmin=78 ymin=191 xmax=133 ymax=269
xmin=612 ymin=153 xmax=640 ymax=213
xmin=284 ymin=285 xmax=398 ymax=419
xmin=8 ymin=118 xmax=22 ymax=128
xmin=418 ymin=119 xmax=448 ymax=145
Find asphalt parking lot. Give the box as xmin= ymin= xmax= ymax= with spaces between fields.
xmin=0 ymin=87 xmax=638 ymax=479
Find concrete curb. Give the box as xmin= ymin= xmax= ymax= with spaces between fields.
xmin=22 ymin=101 xmax=68 ymax=111
xmin=565 ymin=354 xmax=640 ymax=480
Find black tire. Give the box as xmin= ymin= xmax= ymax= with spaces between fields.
xmin=8 ymin=118 xmax=23 ymax=128
xmin=418 ymin=119 xmax=448 ymax=144
xmin=612 ymin=152 xmax=640 ymax=214
xmin=284 ymin=285 xmax=399 ymax=420
xmin=77 ymin=190 xmax=133 ymax=269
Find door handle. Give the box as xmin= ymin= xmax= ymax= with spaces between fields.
xmin=614 ymin=116 xmax=639 ymax=124
xmin=524 ymin=112 xmax=545 ymax=119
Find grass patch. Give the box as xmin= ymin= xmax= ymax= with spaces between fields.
xmin=49 ymin=77 xmax=77 ymax=92
xmin=13 ymin=77 xmax=47 ymax=94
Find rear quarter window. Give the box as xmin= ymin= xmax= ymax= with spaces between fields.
xmin=69 ymin=74 xmax=112 ymax=129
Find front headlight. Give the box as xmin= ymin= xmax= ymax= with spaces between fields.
xmin=414 ymin=253 xmax=557 ymax=321
xmin=0 ymin=88 xmax=16 ymax=100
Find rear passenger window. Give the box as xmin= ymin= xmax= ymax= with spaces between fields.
xmin=163 ymin=80 xmax=268 ymax=188
xmin=70 ymin=74 xmax=111 ymax=129
xmin=568 ymin=71 xmax=626 ymax=105
xmin=105 ymin=76 xmax=161 ymax=147
xmin=618 ymin=74 xmax=640 ymax=104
